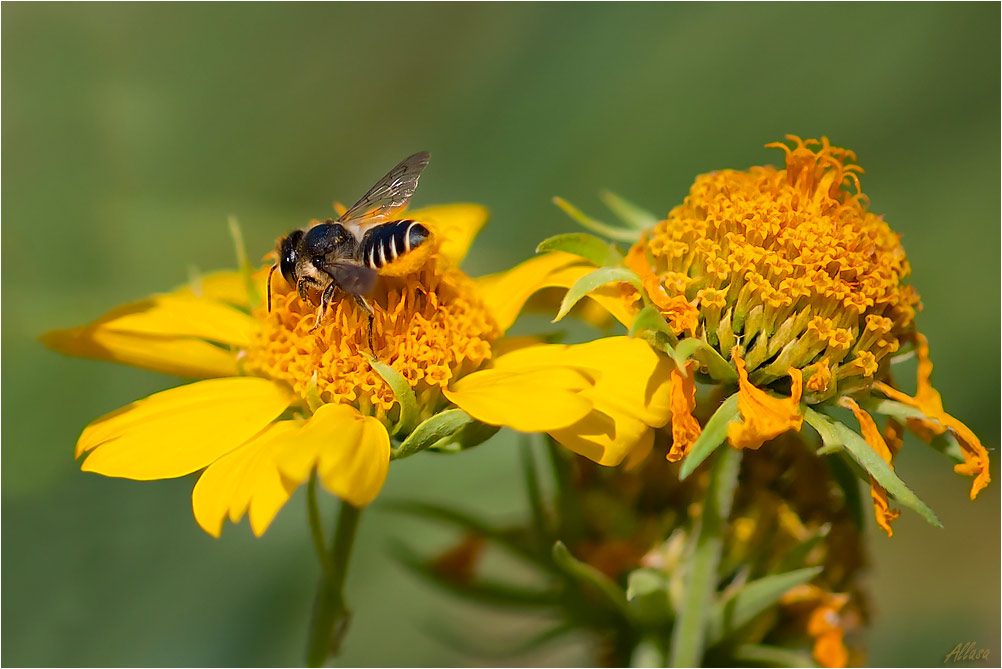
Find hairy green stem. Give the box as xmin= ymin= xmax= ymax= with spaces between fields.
xmin=306 ymin=486 xmax=363 ymax=667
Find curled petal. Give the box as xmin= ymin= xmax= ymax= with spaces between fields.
xmin=548 ymin=408 xmax=655 ymax=468
xmin=874 ymin=334 xmax=990 ymax=499
xmin=78 ymin=378 xmax=293 ymax=480
xmin=275 ymin=403 xmax=390 ymax=507
xmin=667 ymin=361 xmax=701 ymax=462
xmin=841 ymin=397 xmax=900 ymax=536
xmin=192 ymin=421 xmax=301 ymax=537
xmin=727 ymin=350 xmax=804 ymax=449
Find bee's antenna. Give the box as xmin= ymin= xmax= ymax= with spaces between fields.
xmin=266 ymin=264 xmax=278 ymax=312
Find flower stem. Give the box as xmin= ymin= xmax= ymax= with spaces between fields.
xmin=306 ymin=488 xmax=363 ymax=667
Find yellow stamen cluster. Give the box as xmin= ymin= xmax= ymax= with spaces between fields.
xmin=628 ymin=136 xmax=921 ymax=401
xmin=245 ymin=259 xmax=498 ymax=421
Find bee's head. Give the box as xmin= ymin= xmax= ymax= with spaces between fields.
xmin=279 ymin=230 xmax=304 ymax=284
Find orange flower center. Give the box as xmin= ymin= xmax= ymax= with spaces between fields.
xmin=627 ymin=136 xmax=920 ymax=401
xmin=244 ymin=257 xmax=499 ymax=421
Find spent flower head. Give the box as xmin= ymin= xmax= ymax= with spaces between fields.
xmin=518 ymin=136 xmax=989 ymax=537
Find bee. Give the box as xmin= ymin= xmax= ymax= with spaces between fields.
xmin=267 ymin=151 xmax=433 ymax=348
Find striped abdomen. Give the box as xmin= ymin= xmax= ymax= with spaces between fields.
xmin=359 ymin=219 xmax=431 ymax=272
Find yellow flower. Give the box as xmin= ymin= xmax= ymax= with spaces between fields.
xmin=45 ymin=204 xmax=672 ymax=537
xmin=526 ymin=136 xmax=989 ymax=536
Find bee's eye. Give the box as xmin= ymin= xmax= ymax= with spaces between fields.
xmin=279 ymin=231 xmax=303 ymax=283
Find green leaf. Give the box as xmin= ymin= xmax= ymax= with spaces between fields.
xmin=706 ymin=567 xmax=822 ymax=646
xmin=669 ymin=447 xmax=742 ymax=667
xmin=857 ymin=397 xmax=928 ymax=422
xmin=552 ymin=541 xmax=633 ymax=620
xmin=430 ymin=420 xmax=500 ymax=454
xmin=731 ymin=644 xmax=819 ymax=667
xmin=536 ymin=232 xmax=623 ymax=266
xmin=600 ymin=189 xmax=659 ymax=230
xmin=679 ymin=393 xmax=740 ymax=480
xmin=553 ymin=196 xmax=642 ymax=242
xmin=626 ymin=568 xmax=672 ymax=625
xmin=553 ymin=266 xmax=642 ymax=323
xmin=673 ymin=337 xmax=738 ymax=383
xmin=365 ymin=353 xmax=419 ymax=436
xmin=778 ymin=526 xmax=831 ymax=573
xmin=803 ymin=407 xmax=942 ymax=528
xmin=391 ymin=409 xmax=473 ymax=460
xmin=227 ymin=216 xmax=262 ymax=309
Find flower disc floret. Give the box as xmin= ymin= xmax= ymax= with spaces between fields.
xmin=627 ymin=136 xmax=920 ymax=399
xmin=247 ymin=260 xmax=499 ymax=420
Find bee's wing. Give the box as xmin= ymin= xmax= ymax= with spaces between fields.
xmin=337 ymin=152 xmax=431 ymax=230
xmin=317 ymin=259 xmax=378 ymax=296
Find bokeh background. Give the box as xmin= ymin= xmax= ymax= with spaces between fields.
xmin=3 ymin=3 xmax=999 ymax=666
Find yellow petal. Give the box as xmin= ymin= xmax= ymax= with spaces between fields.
xmin=490 ymin=337 xmax=672 ymax=428
xmin=409 ymin=204 xmax=489 ymax=268
xmin=43 ymin=293 xmax=256 ymax=378
xmin=476 ymin=252 xmax=636 ymax=334
xmin=667 ymin=361 xmax=701 ymax=462
xmin=726 ymin=350 xmax=804 ymax=449
xmin=841 ymin=397 xmax=900 ymax=537
xmin=275 ymin=403 xmax=390 ymax=507
xmin=444 ymin=367 xmax=595 ymax=433
xmin=78 ymin=378 xmax=293 ymax=479
xmin=43 ymin=327 xmax=240 ymax=378
xmin=548 ymin=408 xmax=655 ymax=468
xmin=874 ymin=334 xmax=990 ymax=500
xmin=177 ymin=270 xmax=253 ymax=308
xmin=192 ymin=421 xmax=301 ymax=537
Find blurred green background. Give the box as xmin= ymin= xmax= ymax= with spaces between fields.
xmin=3 ymin=3 xmax=999 ymax=666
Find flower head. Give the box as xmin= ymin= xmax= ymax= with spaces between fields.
xmin=525 ymin=136 xmax=990 ymax=536
xmin=46 ymin=204 xmax=672 ymax=537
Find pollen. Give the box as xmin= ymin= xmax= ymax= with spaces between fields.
xmin=630 ymin=136 xmax=920 ymax=400
xmin=245 ymin=259 xmax=499 ymax=422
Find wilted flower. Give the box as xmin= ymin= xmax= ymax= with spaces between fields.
xmin=520 ymin=136 xmax=989 ymax=536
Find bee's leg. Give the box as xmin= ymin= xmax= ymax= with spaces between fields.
xmin=297 ymin=278 xmax=313 ymax=304
xmin=351 ymin=294 xmax=376 ymax=352
xmin=309 ymin=282 xmax=337 ymax=333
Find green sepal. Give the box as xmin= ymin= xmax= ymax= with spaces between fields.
xmin=536 ymin=232 xmax=624 ymax=267
xmin=304 ymin=372 xmax=324 ymax=413
xmin=553 ymin=196 xmax=643 ymax=242
xmin=429 ymin=420 xmax=501 ymax=454
xmin=679 ymin=393 xmax=740 ymax=480
xmin=857 ymin=397 xmax=927 ymax=422
xmin=804 ymin=407 xmax=942 ymax=528
xmin=673 ymin=337 xmax=738 ymax=383
xmin=391 ymin=409 xmax=473 ymax=460
xmin=599 ymin=189 xmax=659 ymax=230
xmin=860 ymin=397 xmax=965 ymax=464
xmin=630 ymin=304 xmax=678 ymax=355
xmin=227 ymin=216 xmax=262 ymax=310
xmin=626 ymin=568 xmax=672 ymax=625
xmin=553 ymin=266 xmax=642 ymax=323
xmin=552 ymin=541 xmax=633 ymax=620
xmin=669 ymin=447 xmax=742 ymax=667
xmin=706 ymin=566 xmax=822 ymax=646
xmin=365 ymin=353 xmax=419 ymax=437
